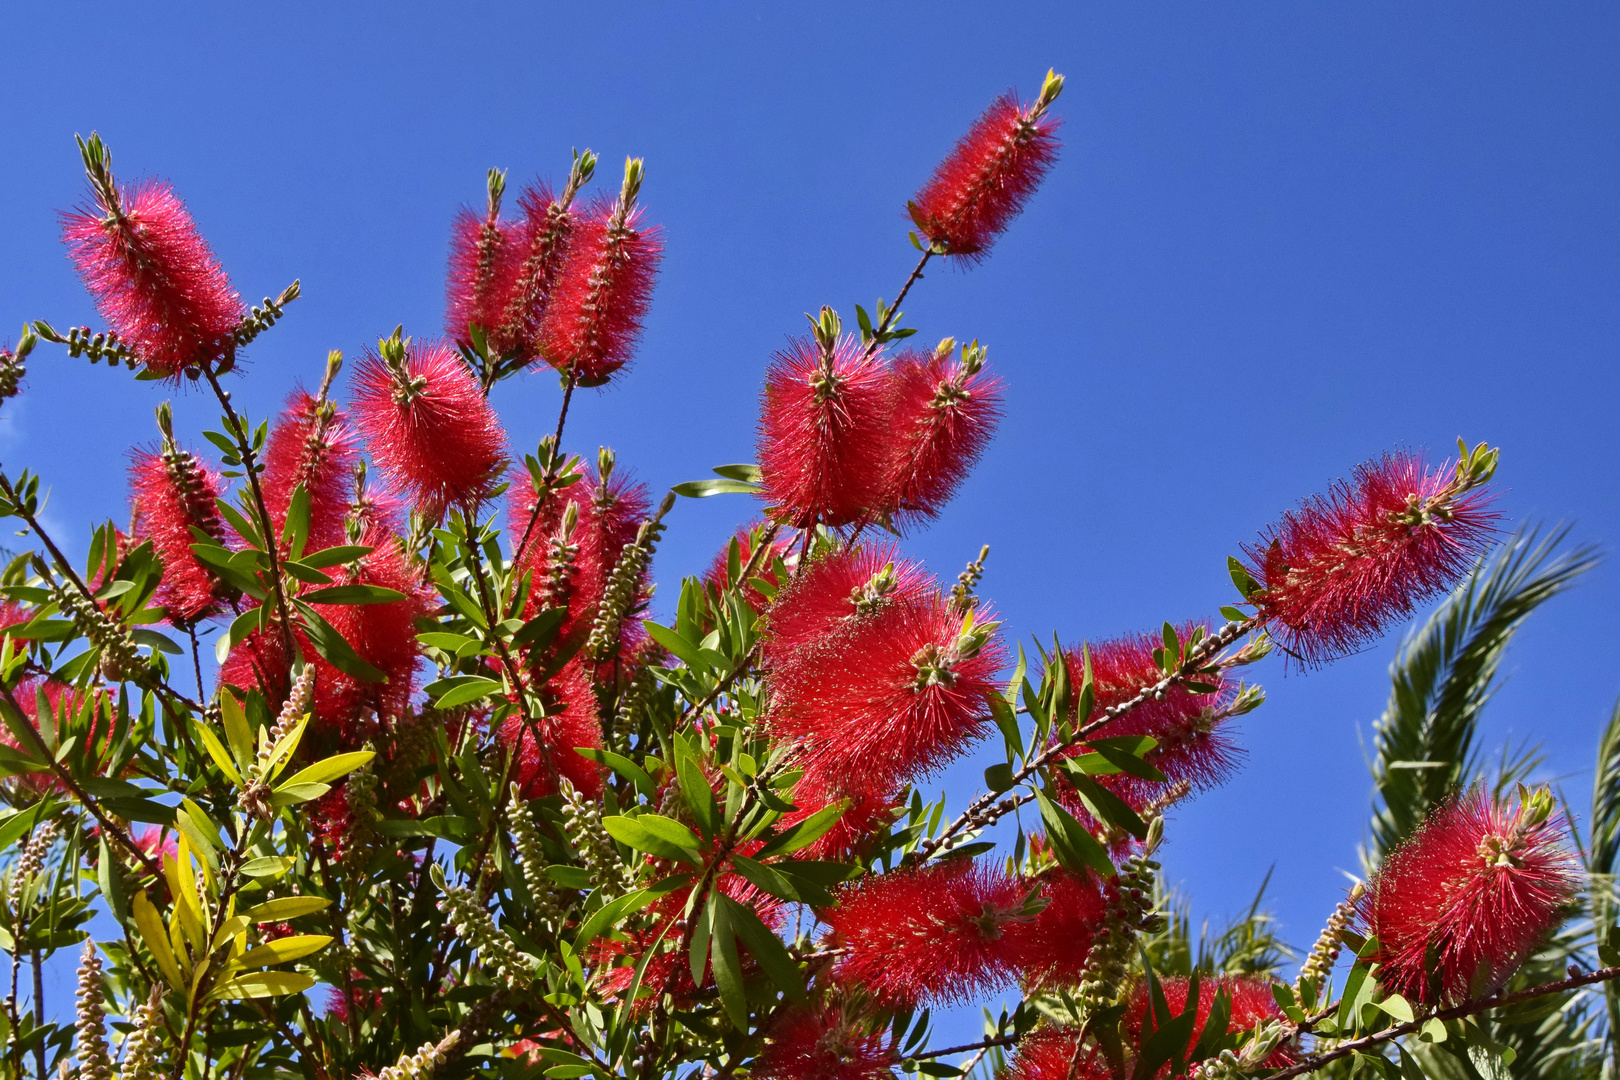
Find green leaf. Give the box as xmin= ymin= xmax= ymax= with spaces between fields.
xmin=674 ymin=740 xmax=719 ymax=838
xmin=234 ymin=934 xmax=333 ymax=968
xmin=1377 ymin=994 xmax=1415 ymax=1023
xmin=294 ymin=603 xmax=385 ymax=682
xmin=242 ymin=896 xmax=332 ymax=923
xmin=711 ymin=464 xmax=763 ymax=484
xmin=299 ymin=545 xmax=374 ymax=569
xmin=1219 ymin=605 xmax=1248 ymax=622
xmin=1064 ymin=774 xmax=1147 ymax=839
xmin=545 ymin=865 xmax=593 ymax=890
xmin=209 ymin=971 xmax=317 ymax=1001
xmin=1227 ymin=556 xmax=1260 ymax=599
xmin=425 ymin=676 xmax=503 ymax=709
xmin=601 ymin=815 xmax=703 ymax=865
xmin=219 ymin=691 xmax=255 ymax=771
xmin=642 ymin=621 xmax=708 ymax=671
xmin=728 ymin=854 xmax=834 ymax=906
xmin=984 ymin=762 xmax=1015 ymax=791
xmin=269 ymin=783 xmax=331 ymax=806
xmin=281 ymin=485 xmax=311 ymax=561
xmin=754 ymin=801 xmax=846 ymax=859
xmin=1034 ymin=787 xmax=1116 ymax=878
xmin=280 ymin=750 xmax=375 ymax=789
xmin=511 ymin=607 xmax=567 ymax=650
xmin=300 ymin=584 xmax=407 ymax=606
xmin=0 ymin=805 xmax=43 ymax=853
xmin=573 ymin=888 xmax=661 ymax=953
xmin=723 ymin=893 xmax=807 ymax=1002
xmin=1080 ymin=743 xmax=1166 ymax=783
xmin=191 ymin=721 xmax=243 ymax=786
xmin=216 ymin=605 xmax=267 ymax=666
xmin=572 ymin=748 xmax=655 ymax=798
xmin=709 ymin=897 xmax=748 ymax=1027
xmin=239 ymin=856 xmax=294 ymax=880
xmin=671 ymin=478 xmax=761 ymax=498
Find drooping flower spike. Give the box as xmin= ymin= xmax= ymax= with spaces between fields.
xmin=500 ymin=657 xmax=606 ymax=799
xmin=1360 ymin=787 xmax=1577 ymax=1006
xmin=908 ymin=72 xmax=1063 ymax=261
xmin=757 ymin=310 xmax=894 ymax=529
xmin=536 ymin=157 xmax=662 ymax=386
xmin=877 ymin=338 xmax=1004 ymax=530
xmin=350 ymin=331 xmax=509 ymax=518
xmin=259 ymin=356 xmax=358 ymax=554
xmin=505 ymin=153 xmax=597 ymax=364
xmin=129 ymin=403 xmax=233 ymax=625
xmin=823 ymin=859 xmax=1038 ymax=1006
xmin=1240 ymin=445 xmax=1499 ymax=664
xmin=61 ymin=134 xmax=244 ymax=378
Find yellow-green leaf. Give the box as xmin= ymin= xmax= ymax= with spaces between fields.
xmin=132 ymin=891 xmax=186 ymax=991
xmin=239 ymin=856 xmax=294 ymax=880
xmin=269 ymin=782 xmax=330 ymax=807
xmin=262 ymin=713 xmax=311 ymax=783
xmin=208 ymin=971 xmax=316 ymax=1002
xmin=218 ymin=690 xmax=255 ymax=771
xmin=279 ymin=751 xmax=374 ymax=790
xmin=233 ymin=934 xmax=333 ymax=969
xmin=191 ymin=722 xmax=242 ymax=785
xmin=242 ymin=896 xmax=331 ymax=923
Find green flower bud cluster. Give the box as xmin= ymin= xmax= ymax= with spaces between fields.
xmin=1074 ymin=852 xmax=1164 ymax=1013
xmin=118 ymin=985 xmax=165 ymax=1080
xmin=74 ymin=941 xmax=113 ymax=1080
xmin=436 ymin=878 xmax=533 ymax=991
xmin=47 ymin=575 xmax=147 ymax=686
xmin=585 ymin=493 xmax=674 ymax=661
xmin=1298 ymin=883 xmax=1363 ymax=994
xmin=560 ymin=782 xmax=634 ymax=893
xmin=374 ymin=1032 xmax=461 ymax=1080
xmin=506 ymin=787 xmax=562 ymax=931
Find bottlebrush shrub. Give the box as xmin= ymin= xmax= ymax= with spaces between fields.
xmin=0 ymin=67 xmax=1598 ymax=1080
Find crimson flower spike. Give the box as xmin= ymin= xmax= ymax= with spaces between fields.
xmin=876 ymin=337 xmax=1004 ymax=530
xmin=1238 ymin=443 xmax=1500 ymax=664
xmin=350 ymin=329 xmax=509 ymax=519
xmin=60 ymin=134 xmax=244 ymax=379
xmin=908 ymin=70 xmax=1063 ymax=261
xmin=755 ymin=1002 xmax=895 ymax=1080
xmin=536 ymin=156 xmax=662 ymax=386
xmin=822 ymin=859 xmax=1037 ymax=1006
xmin=444 ymin=168 xmax=528 ymax=361
xmin=259 ymin=353 xmax=357 ymax=553
xmin=756 ymin=309 xmax=894 ymax=528
xmin=129 ymin=403 xmax=234 ymax=626
xmin=1360 ymin=786 xmax=1577 ymax=1006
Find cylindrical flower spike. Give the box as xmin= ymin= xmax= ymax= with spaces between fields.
xmin=1005 ymin=1029 xmax=1109 ymax=1080
xmin=908 ymin=72 xmax=1063 ymax=261
xmin=754 ymin=1002 xmax=896 ymax=1080
xmin=1240 ymin=446 xmax=1500 ymax=664
xmin=756 ymin=314 xmax=895 ymax=528
xmin=1052 ymin=624 xmax=1243 ymax=831
xmin=1000 ymin=867 xmax=1107 ymax=990
xmin=350 ymin=331 xmax=509 ymax=518
xmin=444 ymin=168 xmax=530 ymax=361
xmin=877 ymin=339 xmax=1004 ymax=530
xmin=60 ymin=135 xmax=244 ymax=378
xmin=260 ymin=367 xmax=358 ymax=554
xmin=501 ymin=658 xmax=606 ymax=799
xmin=130 ymin=405 xmax=233 ymax=625
xmin=771 ymin=588 xmax=1005 ymax=797
xmin=823 ymin=859 xmax=1038 ymax=1006
xmin=536 ymin=157 xmax=662 ymax=386
xmin=1359 ymin=787 xmax=1578 ymax=1006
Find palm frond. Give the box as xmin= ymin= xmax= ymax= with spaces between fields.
xmin=1139 ymin=871 xmax=1294 ymax=980
xmin=1589 ymin=697 xmax=1620 ymax=1079
xmin=1366 ymin=525 xmax=1600 ymax=864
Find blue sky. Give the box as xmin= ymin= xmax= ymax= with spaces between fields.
xmin=2 ymin=0 xmax=1618 ymax=1047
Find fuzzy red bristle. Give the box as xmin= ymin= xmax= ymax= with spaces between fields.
xmin=823 ymin=859 xmax=1029 ymax=1006
xmin=756 ymin=335 xmax=894 ymax=528
xmin=1005 ymin=1029 xmax=1109 ymax=1080
xmin=350 ymin=339 xmax=508 ymax=518
xmin=909 ymin=93 xmax=1060 ymax=261
xmin=755 ymin=1003 xmax=896 ymax=1080
xmin=61 ymin=180 xmax=244 ymax=377
xmin=1360 ymin=791 xmax=1577 ymax=1005
xmin=129 ymin=445 xmax=231 ymax=625
xmin=445 ymin=206 xmax=529 ymax=360
xmin=1242 ymin=452 xmax=1498 ymax=664
xmin=501 ymin=658 xmax=606 ymax=799
xmin=770 ymin=588 xmax=1004 ymax=797
xmin=702 ymin=522 xmax=796 ymax=615
xmin=1001 ymin=868 xmax=1107 ymax=990
xmin=877 ymin=349 xmax=1003 ymax=529
xmin=761 ymin=545 xmax=931 ymax=673
xmin=536 ymin=197 xmax=662 ymax=385
xmin=509 ymin=183 xmax=581 ymax=365
xmin=259 ymin=388 xmax=359 ymax=554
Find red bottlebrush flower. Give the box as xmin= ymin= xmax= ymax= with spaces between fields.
xmin=132 ymin=826 xmax=178 ymax=863
xmin=1359 ymin=790 xmax=1577 ymax=1005
xmin=908 ymin=83 xmax=1061 ymax=261
xmin=1241 ymin=450 xmax=1499 ymax=664
xmin=770 ymin=589 xmax=1004 ymax=797
xmin=1005 ymin=1029 xmax=1109 ymax=1080
xmin=259 ymin=388 xmax=359 ymax=554
xmin=444 ymin=189 xmax=529 ymax=360
xmin=536 ymin=161 xmax=662 ymax=386
xmin=3 ymin=681 xmax=115 ymax=793
xmin=501 ymin=659 xmax=606 ymax=799
xmin=1124 ymin=975 xmax=1295 ymax=1072
xmin=756 ymin=333 xmax=895 ymax=529
xmin=61 ymin=159 xmax=244 ymax=378
xmin=824 ymin=860 xmax=1034 ymax=1006
xmin=129 ymin=441 xmax=232 ymax=625
xmin=761 ymin=545 xmax=931 ymax=673
xmin=876 ymin=344 xmax=1003 ymax=529
xmin=506 ymin=182 xmax=583 ymax=362
xmin=1000 ymin=868 xmax=1107 ymax=990
xmin=1051 ymin=625 xmax=1242 ymax=832
xmin=350 ymin=336 xmax=508 ymax=517
xmin=755 ymin=1003 xmax=896 ymax=1080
